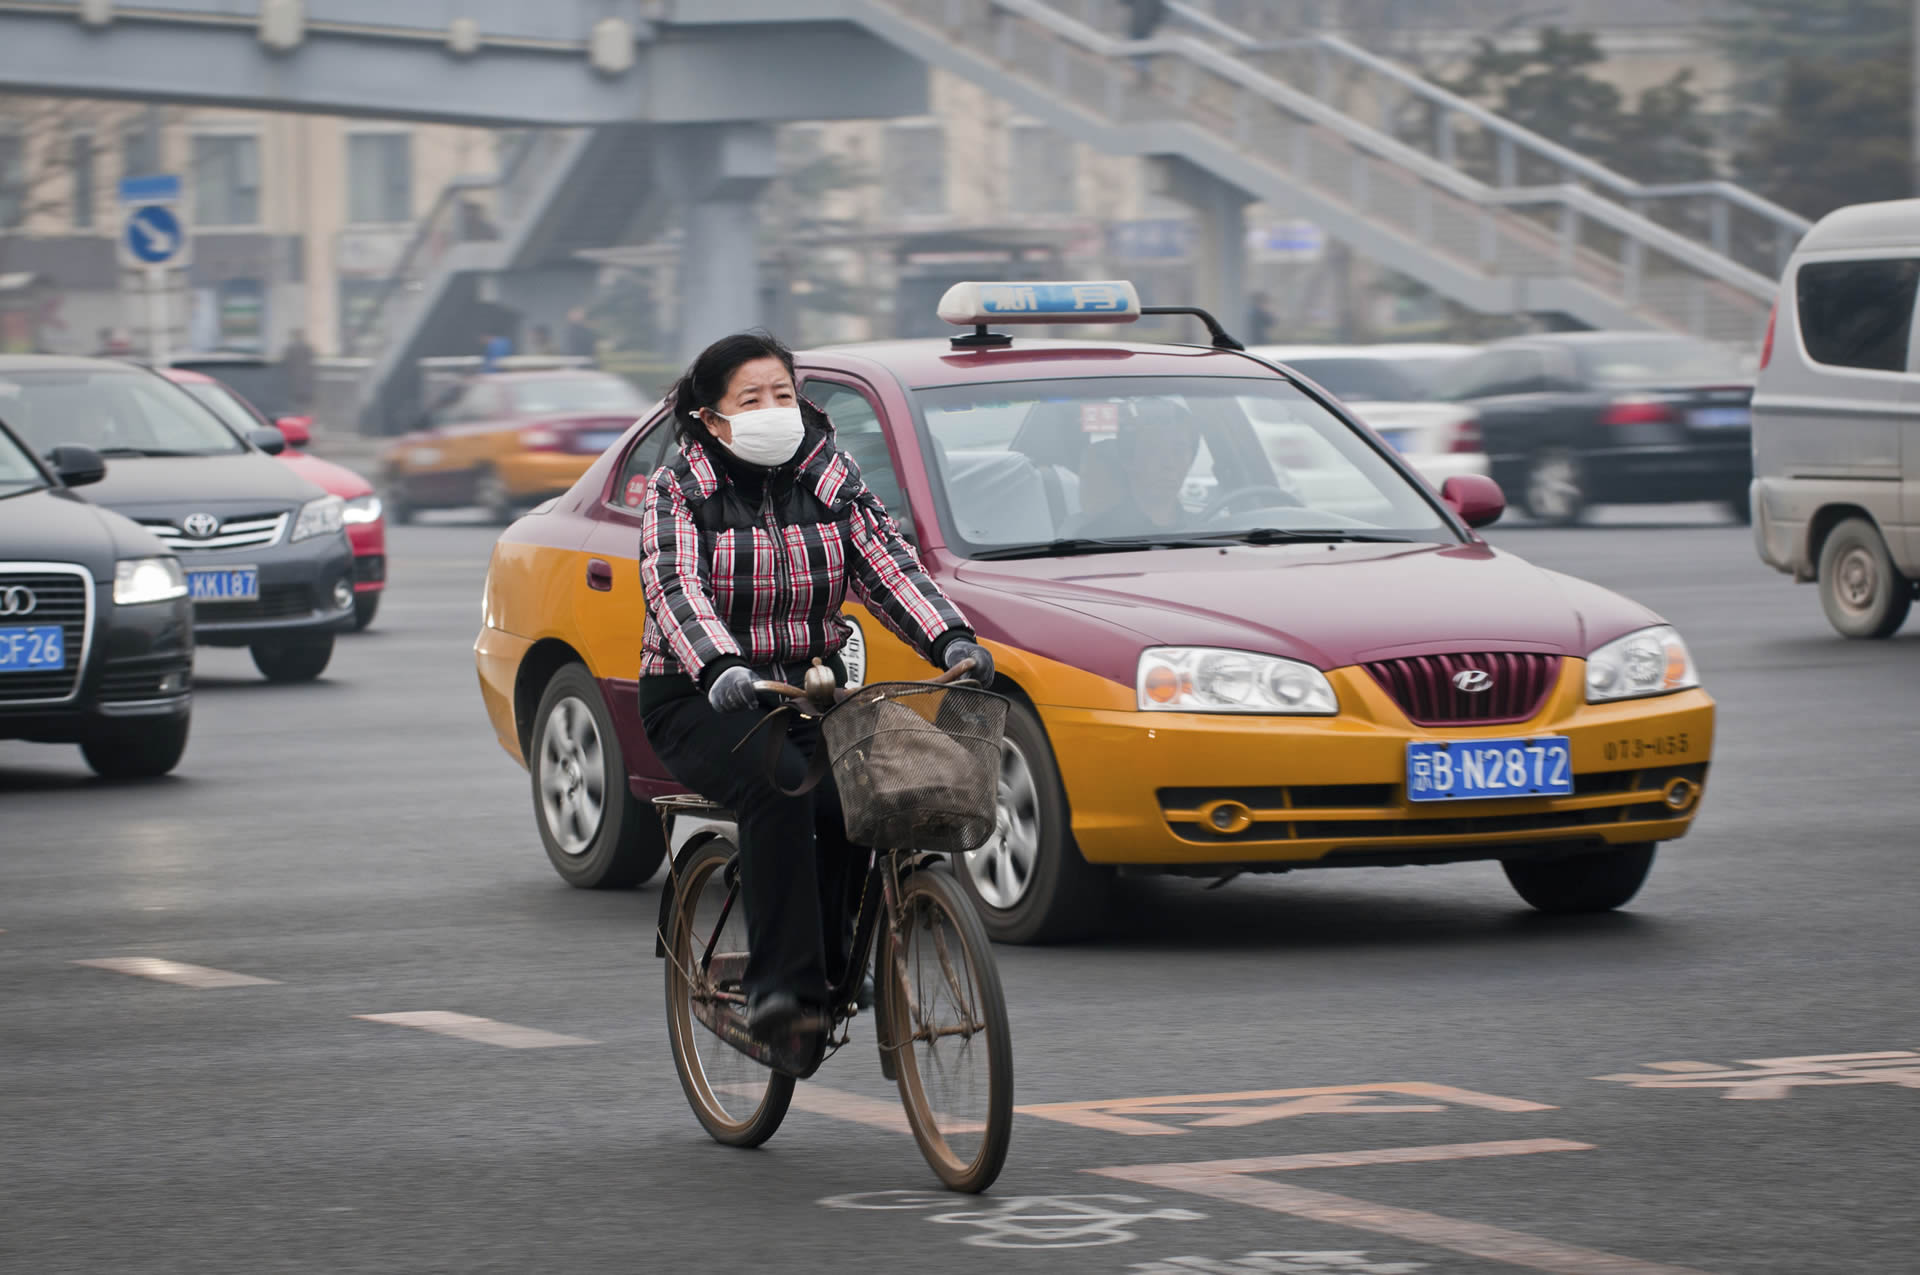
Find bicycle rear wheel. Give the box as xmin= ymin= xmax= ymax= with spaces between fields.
xmin=884 ymin=863 xmax=1014 ymax=1192
xmin=664 ymin=837 xmax=795 ymax=1147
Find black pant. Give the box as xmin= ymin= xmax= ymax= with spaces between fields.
xmin=643 ymin=694 xmax=860 ymax=1006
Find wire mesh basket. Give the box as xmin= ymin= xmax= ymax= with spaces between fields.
xmin=820 ymin=682 xmax=1007 ymax=853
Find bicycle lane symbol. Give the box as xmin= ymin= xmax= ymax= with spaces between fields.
xmin=818 ymin=1189 xmax=1205 ymax=1249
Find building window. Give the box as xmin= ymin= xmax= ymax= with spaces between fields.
xmin=884 ymin=122 xmax=945 ymax=217
xmin=347 ymin=131 xmax=413 ymax=225
xmin=192 ymin=133 xmax=261 ymax=227
xmin=1007 ymin=124 xmax=1075 ymax=215
xmin=0 ymin=133 xmax=23 ymax=230
xmin=70 ymin=133 xmax=95 ymax=229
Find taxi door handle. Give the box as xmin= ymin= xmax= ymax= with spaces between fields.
xmin=586 ymin=559 xmax=614 ymax=592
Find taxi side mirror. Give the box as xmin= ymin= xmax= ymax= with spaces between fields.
xmin=248 ymin=426 xmax=287 ymax=456
xmin=50 ymin=444 xmax=106 ymax=488
xmin=1442 ymin=474 xmax=1505 ymax=529
xmin=275 ymin=415 xmax=313 ymax=449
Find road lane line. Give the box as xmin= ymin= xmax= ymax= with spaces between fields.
xmin=355 ymin=1011 xmax=596 ymax=1049
xmin=1023 ymin=1083 xmax=1554 ymax=1136
xmin=75 ymin=957 xmax=278 ymax=988
xmin=1093 ymin=1141 xmax=1717 ymax=1275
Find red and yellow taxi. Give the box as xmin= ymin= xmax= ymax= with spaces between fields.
xmin=161 ymin=367 xmax=388 ymax=630
xmin=475 ymin=283 xmax=1714 ymax=942
xmin=380 ymin=368 xmax=646 ymax=525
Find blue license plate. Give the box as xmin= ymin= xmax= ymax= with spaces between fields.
xmin=1407 ymin=735 xmax=1572 ymax=802
xmin=1688 ymin=407 xmax=1749 ymax=429
xmin=187 ymin=567 xmax=259 ymax=601
xmin=0 ymin=624 xmax=65 ymax=672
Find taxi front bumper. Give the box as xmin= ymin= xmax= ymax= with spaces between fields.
xmin=1046 ymin=663 xmax=1713 ymax=869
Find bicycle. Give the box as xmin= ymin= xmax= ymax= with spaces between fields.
xmin=654 ymin=660 xmax=1015 ymax=1193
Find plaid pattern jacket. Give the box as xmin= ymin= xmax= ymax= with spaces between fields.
xmin=639 ymin=422 xmax=969 ymax=684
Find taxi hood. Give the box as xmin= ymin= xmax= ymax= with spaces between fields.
xmin=949 ymin=540 xmax=1661 ymax=686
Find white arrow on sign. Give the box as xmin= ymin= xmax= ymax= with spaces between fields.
xmin=132 ymin=215 xmax=177 ymax=258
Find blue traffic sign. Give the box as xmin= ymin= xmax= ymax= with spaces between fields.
xmin=118 ymin=174 xmax=181 ymax=204
xmin=125 ymin=204 xmax=185 ymax=265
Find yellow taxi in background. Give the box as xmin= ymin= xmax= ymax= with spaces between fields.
xmin=475 ymin=282 xmax=1714 ymax=943
xmin=381 ymin=368 xmax=645 ymax=524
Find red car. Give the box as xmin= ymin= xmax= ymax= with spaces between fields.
xmin=161 ymin=368 xmax=387 ymax=630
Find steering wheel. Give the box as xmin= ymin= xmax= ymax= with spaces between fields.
xmin=1200 ymin=483 xmax=1305 ymax=522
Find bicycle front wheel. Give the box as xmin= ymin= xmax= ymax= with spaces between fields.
xmin=664 ymin=836 xmax=795 ymax=1147
xmin=884 ymin=863 xmax=1014 ymax=1192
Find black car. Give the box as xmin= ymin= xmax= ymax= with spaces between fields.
xmin=1435 ymin=333 xmax=1753 ymax=525
xmin=0 ymin=420 xmax=193 ymax=778
xmin=0 ymin=357 xmax=354 ymax=681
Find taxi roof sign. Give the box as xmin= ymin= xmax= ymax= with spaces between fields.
xmin=937 ymin=280 xmax=1142 ymax=326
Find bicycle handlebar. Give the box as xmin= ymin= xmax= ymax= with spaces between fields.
xmin=751 ymin=657 xmax=978 ymax=712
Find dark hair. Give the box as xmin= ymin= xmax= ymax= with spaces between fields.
xmin=669 ymin=330 xmax=796 ymax=444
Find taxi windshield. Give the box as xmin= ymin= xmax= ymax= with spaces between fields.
xmin=1278 ymin=357 xmax=1426 ymax=403
xmin=914 ymin=375 xmax=1455 ymax=556
xmin=510 ymin=376 xmax=644 ymax=416
xmin=0 ymin=420 xmax=46 ymax=495
xmin=0 ymin=369 xmax=246 ymax=457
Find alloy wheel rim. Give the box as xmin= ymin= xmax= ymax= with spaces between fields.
xmin=1835 ymin=545 xmax=1879 ymax=614
xmin=1528 ymin=456 xmax=1580 ymax=520
xmin=538 ymin=696 xmax=605 ymax=856
xmin=965 ymin=738 xmax=1041 ymax=910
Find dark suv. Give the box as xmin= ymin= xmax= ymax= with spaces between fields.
xmin=0 ymin=420 xmax=193 ymax=777
xmin=0 ymin=357 xmax=354 ymax=681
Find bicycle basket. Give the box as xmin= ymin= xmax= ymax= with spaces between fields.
xmin=820 ymin=682 xmax=1008 ymax=854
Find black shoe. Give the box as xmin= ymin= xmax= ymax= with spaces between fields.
xmin=747 ymin=990 xmax=826 ymax=1042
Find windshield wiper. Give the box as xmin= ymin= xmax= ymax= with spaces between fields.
xmin=92 ymin=446 xmax=203 ymax=458
xmin=1200 ymin=528 xmax=1415 ymax=545
xmin=970 ymin=536 xmax=1222 ymax=561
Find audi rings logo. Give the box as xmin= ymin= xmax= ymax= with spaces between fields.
xmin=0 ymin=586 xmax=37 ymax=617
xmin=1452 ymin=668 xmax=1493 ymax=694
xmin=182 ymin=513 xmax=221 ymax=539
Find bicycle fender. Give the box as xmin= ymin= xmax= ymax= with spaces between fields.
xmin=654 ymin=827 xmax=735 ymax=958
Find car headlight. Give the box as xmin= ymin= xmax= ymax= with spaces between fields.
xmin=342 ymin=494 xmax=383 ymax=525
xmin=1137 ymin=647 xmax=1339 ymax=714
xmin=292 ymin=494 xmax=346 ymax=542
xmin=1585 ymin=625 xmax=1698 ymax=703
xmin=113 ymin=556 xmax=187 ymax=605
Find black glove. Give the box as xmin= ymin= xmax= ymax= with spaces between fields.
xmin=707 ymin=664 xmax=758 ymax=714
xmin=942 ymin=639 xmax=994 ymax=686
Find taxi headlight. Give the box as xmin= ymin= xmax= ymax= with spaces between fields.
xmin=1137 ymin=647 xmax=1338 ymax=715
xmin=1585 ymin=625 xmax=1698 ymax=703
xmin=292 ymin=494 xmax=346 ymax=542
xmin=113 ymin=556 xmax=187 ymax=605
xmin=342 ymin=494 xmax=383 ymax=525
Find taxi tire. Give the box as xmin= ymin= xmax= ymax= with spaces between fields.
xmin=251 ymin=633 xmax=334 ymax=683
xmin=476 ymin=466 xmax=516 ymax=526
xmin=383 ymin=471 xmax=414 ymax=526
xmin=1503 ymin=843 xmax=1655 ymax=914
xmin=81 ymin=713 xmax=190 ymax=780
xmin=952 ymin=700 xmax=1109 ymax=945
xmin=351 ymin=592 xmax=380 ymax=631
xmin=531 ymin=664 xmax=666 ymax=890
xmin=1817 ymin=517 xmax=1911 ymax=640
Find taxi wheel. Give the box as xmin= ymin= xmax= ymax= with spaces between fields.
xmin=1503 ymin=843 xmax=1655 ymax=914
xmin=251 ymin=634 xmax=334 ymax=682
xmin=475 ymin=466 xmax=517 ymax=526
xmin=81 ymin=713 xmax=190 ymax=780
xmin=953 ymin=700 xmax=1108 ymax=944
xmin=1521 ymin=450 xmax=1587 ymax=526
xmin=1818 ymin=517 xmax=1912 ymax=640
xmin=531 ymin=664 xmax=666 ymax=889
xmin=383 ymin=472 xmax=414 ymax=525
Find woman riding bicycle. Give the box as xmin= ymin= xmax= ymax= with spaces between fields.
xmin=638 ymin=332 xmax=994 ymax=1043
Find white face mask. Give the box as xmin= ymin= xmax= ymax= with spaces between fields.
xmin=707 ymin=405 xmax=804 ymax=467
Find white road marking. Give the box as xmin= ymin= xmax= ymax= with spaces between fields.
xmin=760 ymin=1083 xmax=986 ymax=1134
xmin=355 ymin=1011 xmax=596 ymax=1049
xmin=74 ymin=957 xmax=278 ymax=988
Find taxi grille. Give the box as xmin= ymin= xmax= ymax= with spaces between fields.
xmin=139 ymin=512 xmax=288 ymax=552
xmin=1364 ymin=651 xmax=1561 ymax=726
xmin=0 ymin=566 xmax=91 ymax=707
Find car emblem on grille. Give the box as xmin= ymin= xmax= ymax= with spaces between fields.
xmin=1452 ymin=669 xmax=1493 ymax=693
xmin=0 ymin=586 xmax=35 ymax=616
xmin=182 ymin=513 xmax=221 ymax=539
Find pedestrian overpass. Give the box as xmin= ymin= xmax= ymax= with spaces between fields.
xmin=0 ymin=0 xmax=1806 ymax=430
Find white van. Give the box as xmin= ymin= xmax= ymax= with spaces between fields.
xmin=1752 ymin=198 xmax=1920 ymax=638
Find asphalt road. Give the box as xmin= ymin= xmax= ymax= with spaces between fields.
xmin=5 ymin=507 xmax=1917 ymax=1275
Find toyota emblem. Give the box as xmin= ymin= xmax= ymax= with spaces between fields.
xmin=1452 ymin=668 xmax=1493 ymax=693
xmin=182 ymin=512 xmax=221 ymax=539
xmin=0 ymin=585 xmax=35 ymax=617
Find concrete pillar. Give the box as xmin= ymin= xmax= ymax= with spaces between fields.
xmin=656 ymin=123 xmax=778 ymax=361
xmin=1150 ymin=156 xmax=1254 ymax=341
